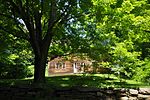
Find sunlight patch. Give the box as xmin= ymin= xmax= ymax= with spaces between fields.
xmin=60 ymin=84 xmax=69 ymax=87
xmin=62 ymin=78 xmax=69 ymax=81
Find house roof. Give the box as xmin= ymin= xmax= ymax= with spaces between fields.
xmin=49 ymin=55 xmax=93 ymax=65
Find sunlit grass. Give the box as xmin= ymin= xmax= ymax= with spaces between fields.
xmin=0 ymin=74 xmax=150 ymax=89
xmin=46 ymin=74 xmax=150 ymax=88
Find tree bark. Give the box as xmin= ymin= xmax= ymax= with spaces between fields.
xmin=32 ymin=30 xmax=52 ymax=83
xmin=33 ymin=44 xmax=49 ymax=83
xmin=34 ymin=54 xmax=46 ymax=83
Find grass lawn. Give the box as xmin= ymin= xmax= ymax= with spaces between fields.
xmin=46 ymin=74 xmax=150 ymax=88
xmin=0 ymin=74 xmax=149 ymax=89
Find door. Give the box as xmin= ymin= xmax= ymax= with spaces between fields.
xmin=73 ymin=63 xmax=78 ymax=73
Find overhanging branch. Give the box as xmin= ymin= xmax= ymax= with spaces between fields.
xmin=0 ymin=25 xmax=29 ymax=40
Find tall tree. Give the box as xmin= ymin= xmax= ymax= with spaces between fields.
xmin=0 ymin=0 xmax=92 ymax=83
xmin=90 ymin=0 xmax=150 ymax=79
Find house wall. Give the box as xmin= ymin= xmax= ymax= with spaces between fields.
xmin=48 ymin=61 xmax=73 ymax=75
xmin=48 ymin=57 xmax=113 ymax=75
xmin=48 ymin=58 xmax=112 ymax=75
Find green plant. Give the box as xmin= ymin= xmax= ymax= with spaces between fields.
xmin=133 ymin=58 xmax=150 ymax=83
xmin=110 ymin=43 xmax=140 ymax=80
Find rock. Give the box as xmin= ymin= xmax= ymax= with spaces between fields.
xmin=138 ymin=94 xmax=150 ymax=99
xmin=146 ymin=97 xmax=150 ymax=100
xmin=105 ymin=96 xmax=116 ymax=100
xmin=97 ymin=92 xmax=103 ymax=96
xmin=139 ymin=88 xmax=150 ymax=95
xmin=120 ymin=88 xmax=128 ymax=97
xmin=129 ymin=89 xmax=138 ymax=96
xmin=128 ymin=96 xmax=137 ymax=100
xmin=106 ymin=90 xmax=114 ymax=94
xmin=120 ymin=96 xmax=129 ymax=100
xmin=120 ymin=93 xmax=127 ymax=96
xmin=120 ymin=88 xmax=128 ymax=93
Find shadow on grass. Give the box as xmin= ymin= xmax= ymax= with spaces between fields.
xmin=0 ymin=74 xmax=148 ymax=89
xmin=0 ymin=79 xmax=33 ymax=87
xmin=45 ymin=74 xmax=144 ymax=89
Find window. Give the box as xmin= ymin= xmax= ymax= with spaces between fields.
xmin=81 ymin=62 xmax=85 ymax=67
xmin=62 ymin=63 xmax=66 ymax=69
xmin=55 ymin=63 xmax=60 ymax=69
xmin=55 ymin=62 xmax=66 ymax=69
xmin=50 ymin=62 xmax=54 ymax=67
xmin=49 ymin=62 xmax=55 ymax=69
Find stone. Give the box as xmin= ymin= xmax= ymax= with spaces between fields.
xmin=146 ymin=97 xmax=150 ymax=100
xmin=105 ymin=96 xmax=116 ymax=100
xmin=106 ymin=90 xmax=114 ymax=94
xmin=120 ymin=93 xmax=127 ymax=96
xmin=129 ymin=89 xmax=138 ymax=96
xmin=97 ymin=92 xmax=103 ymax=96
xmin=120 ymin=88 xmax=128 ymax=93
xmin=139 ymin=88 xmax=150 ymax=95
xmin=120 ymin=96 xmax=129 ymax=100
xmin=138 ymin=94 xmax=150 ymax=99
xmin=128 ymin=96 xmax=137 ymax=100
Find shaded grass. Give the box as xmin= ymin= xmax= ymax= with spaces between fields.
xmin=0 ymin=74 xmax=149 ymax=89
xmin=0 ymin=79 xmax=33 ymax=87
xmin=46 ymin=74 xmax=149 ymax=89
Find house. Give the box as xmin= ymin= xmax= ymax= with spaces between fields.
xmin=48 ymin=55 xmax=113 ymax=75
xmin=48 ymin=56 xmax=92 ymax=75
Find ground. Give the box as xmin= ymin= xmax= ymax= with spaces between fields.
xmin=0 ymin=74 xmax=150 ymax=100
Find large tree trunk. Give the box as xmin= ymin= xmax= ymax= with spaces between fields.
xmin=33 ymin=43 xmax=50 ymax=83
xmin=34 ymin=54 xmax=47 ymax=83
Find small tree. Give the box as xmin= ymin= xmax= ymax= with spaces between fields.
xmin=110 ymin=43 xmax=140 ymax=81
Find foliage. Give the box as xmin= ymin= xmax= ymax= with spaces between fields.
xmin=48 ymin=23 xmax=91 ymax=59
xmin=110 ymin=42 xmax=141 ymax=79
xmin=133 ymin=58 xmax=150 ymax=83
xmin=48 ymin=0 xmax=150 ymax=83
xmin=0 ymin=32 xmax=33 ymax=79
xmin=0 ymin=62 xmax=32 ymax=79
xmin=88 ymin=0 xmax=150 ymax=81
xmin=0 ymin=0 xmax=150 ymax=84
xmin=0 ymin=0 xmax=93 ymax=82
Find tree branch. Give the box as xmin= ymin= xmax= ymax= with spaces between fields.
xmin=34 ymin=10 xmax=42 ymax=42
xmin=0 ymin=25 xmax=28 ymax=40
xmin=42 ymin=0 xmax=73 ymax=45
xmin=0 ymin=12 xmax=30 ymax=40
xmin=41 ymin=0 xmax=44 ymax=15
xmin=42 ymin=0 xmax=57 ymax=46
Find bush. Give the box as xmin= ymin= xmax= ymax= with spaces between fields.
xmin=0 ymin=62 xmax=33 ymax=79
xmin=133 ymin=59 xmax=150 ymax=83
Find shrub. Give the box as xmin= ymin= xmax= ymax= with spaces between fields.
xmin=133 ymin=59 xmax=150 ymax=83
xmin=0 ymin=62 xmax=33 ymax=79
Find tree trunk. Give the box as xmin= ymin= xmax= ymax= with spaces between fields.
xmin=33 ymin=43 xmax=50 ymax=83
xmin=34 ymin=54 xmax=47 ymax=83
xmin=28 ymin=0 xmax=56 ymax=83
